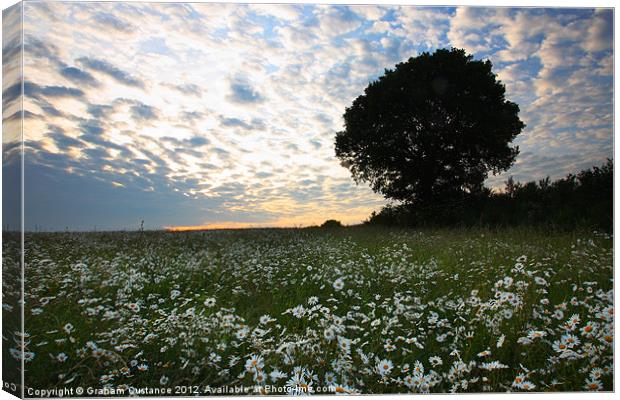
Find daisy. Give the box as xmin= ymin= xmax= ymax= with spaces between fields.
xmin=384 ymin=342 xmax=396 ymax=352
xmin=565 ymin=314 xmax=580 ymax=328
xmin=23 ymin=352 xmax=35 ymax=362
xmin=377 ymin=359 xmax=393 ymax=376
xmin=333 ymin=278 xmax=345 ymax=291
xmin=332 ymin=384 xmax=353 ymax=395
xmin=245 ymin=354 xmax=264 ymax=371
xmin=235 ymin=327 xmax=249 ymax=340
xmin=291 ymin=305 xmax=305 ymax=318
xmin=581 ymin=322 xmax=597 ymax=337
xmin=599 ymin=332 xmax=613 ymax=345
xmin=228 ymin=355 xmax=240 ymax=367
xmin=429 ymin=356 xmax=443 ymax=367
xmin=286 ymin=372 xmax=307 ymax=389
xmin=412 ymin=360 xmax=424 ymax=375
xmin=63 ymin=323 xmax=74 ymax=335
xmin=534 ymin=277 xmax=547 ymax=285
xmin=270 ymin=369 xmax=287 ymax=382
xmin=203 ymin=297 xmax=216 ymax=307
xmin=337 ymin=336 xmax=351 ymax=353
xmin=589 ymin=368 xmax=604 ymax=380
xmin=584 ymin=378 xmax=603 ymax=391
xmin=356 ymin=348 xmax=369 ymax=365
xmin=324 ymin=372 xmax=336 ymax=386
xmin=512 ymin=374 xmax=526 ymax=387
xmin=477 ymin=350 xmax=491 ymax=358
xmin=324 ymin=328 xmax=336 ymax=342
xmin=480 ymin=361 xmax=508 ymax=370
xmin=552 ymin=340 xmax=569 ymax=353
xmin=561 ymin=334 xmax=580 ymax=348
xmin=519 ymin=381 xmax=536 ymax=391
xmin=527 ymin=330 xmax=547 ymax=340
xmin=253 ymin=370 xmax=267 ymax=385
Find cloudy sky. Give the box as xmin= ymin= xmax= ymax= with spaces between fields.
xmin=3 ymin=1 xmax=613 ymax=230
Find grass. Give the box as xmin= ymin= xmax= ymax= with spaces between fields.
xmin=2 ymin=226 xmax=613 ymax=394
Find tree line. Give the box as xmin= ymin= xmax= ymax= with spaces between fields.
xmin=364 ymin=159 xmax=613 ymax=231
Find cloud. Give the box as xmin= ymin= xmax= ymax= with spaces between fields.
xmin=87 ymin=103 xmax=114 ymax=118
xmin=91 ymin=12 xmax=136 ymax=33
xmin=23 ymin=35 xmax=63 ymax=65
xmin=275 ymin=25 xmax=319 ymax=50
xmin=584 ymin=10 xmax=613 ymax=53
xmin=220 ymin=116 xmax=266 ymax=131
xmin=309 ymin=139 xmax=322 ymax=149
xmin=20 ymin=81 xmax=85 ymax=99
xmin=163 ymin=82 xmax=202 ymax=96
xmin=60 ymin=66 xmax=99 ymax=86
xmin=49 ymin=129 xmax=83 ymax=150
xmin=249 ymin=4 xmax=303 ymax=21
xmin=188 ymin=136 xmax=209 ymax=146
xmin=130 ymin=103 xmax=159 ymax=122
xmin=77 ymin=57 xmax=144 ymax=88
xmin=79 ymin=119 xmax=105 ymax=136
xmin=392 ymin=7 xmax=451 ymax=49
xmin=227 ymin=80 xmax=265 ymax=103
xmin=181 ymin=110 xmax=206 ymax=121
xmin=315 ymin=5 xmax=364 ymax=38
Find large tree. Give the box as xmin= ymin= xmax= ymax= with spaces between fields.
xmin=335 ymin=48 xmax=525 ymax=204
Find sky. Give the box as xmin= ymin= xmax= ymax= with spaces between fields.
xmin=2 ymin=1 xmax=614 ymax=231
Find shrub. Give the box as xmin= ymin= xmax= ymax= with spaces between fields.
xmin=321 ymin=219 xmax=343 ymax=228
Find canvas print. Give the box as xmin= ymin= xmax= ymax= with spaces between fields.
xmin=1 ymin=1 xmax=614 ymax=397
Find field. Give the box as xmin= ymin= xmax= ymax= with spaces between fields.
xmin=3 ymin=227 xmax=614 ymax=394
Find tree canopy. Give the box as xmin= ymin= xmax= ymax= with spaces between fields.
xmin=335 ymin=48 xmax=525 ymax=204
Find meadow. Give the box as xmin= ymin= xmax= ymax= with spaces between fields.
xmin=4 ymin=227 xmax=614 ymax=394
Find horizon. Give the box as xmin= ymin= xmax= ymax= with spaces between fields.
xmin=2 ymin=2 xmax=613 ymax=231
xmin=6 ymin=158 xmax=612 ymax=233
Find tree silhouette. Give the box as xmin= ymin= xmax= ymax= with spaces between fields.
xmin=321 ymin=219 xmax=343 ymax=228
xmin=335 ymin=48 xmax=525 ymax=205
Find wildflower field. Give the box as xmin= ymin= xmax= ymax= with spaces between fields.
xmin=3 ymin=227 xmax=614 ymax=395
